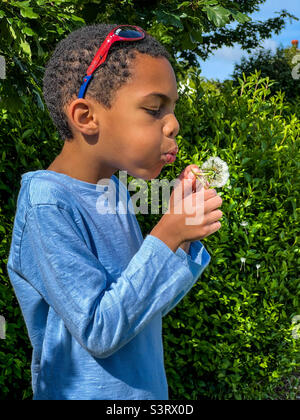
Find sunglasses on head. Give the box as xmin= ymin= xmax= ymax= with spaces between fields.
xmin=78 ymin=24 xmax=146 ymax=99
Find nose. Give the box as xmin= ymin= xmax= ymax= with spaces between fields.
xmin=163 ymin=113 xmax=180 ymax=139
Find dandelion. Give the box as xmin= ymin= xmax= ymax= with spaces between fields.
xmin=240 ymin=221 xmax=248 ymax=235
xmin=240 ymin=257 xmax=246 ymax=272
xmin=256 ymin=264 xmax=261 ymax=278
xmin=191 ymin=156 xmax=229 ymax=188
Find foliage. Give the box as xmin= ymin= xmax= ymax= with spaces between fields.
xmin=0 ymin=93 xmax=62 ymax=400
xmin=0 ymin=209 xmax=32 ymax=400
xmin=0 ymin=0 xmax=85 ymax=114
xmin=157 ymin=69 xmax=300 ymax=400
xmin=0 ymin=0 xmax=298 ymax=113
xmin=231 ymin=45 xmax=300 ymax=103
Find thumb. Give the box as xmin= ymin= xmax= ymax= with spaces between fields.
xmin=182 ymin=165 xmax=210 ymax=192
xmin=179 ymin=164 xmax=208 ymax=194
xmin=170 ymin=172 xmax=195 ymax=208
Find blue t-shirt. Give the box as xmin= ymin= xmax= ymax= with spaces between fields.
xmin=7 ymin=169 xmax=210 ymax=400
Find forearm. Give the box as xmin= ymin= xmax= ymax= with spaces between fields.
xmin=149 ymin=224 xmax=190 ymax=255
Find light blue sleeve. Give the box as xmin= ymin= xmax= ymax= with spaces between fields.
xmin=161 ymin=241 xmax=211 ymax=317
xmin=20 ymin=204 xmax=208 ymax=359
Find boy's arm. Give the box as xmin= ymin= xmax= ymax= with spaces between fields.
xmin=16 ymin=204 xmax=210 ymax=359
xmin=162 ymin=240 xmax=210 ymax=317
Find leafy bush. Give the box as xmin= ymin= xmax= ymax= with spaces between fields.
xmin=0 ymin=69 xmax=299 ymax=399
xmin=0 ymin=208 xmax=32 ymax=399
xmin=160 ymin=68 xmax=300 ymax=400
xmin=0 ymin=95 xmax=63 ymax=400
xmin=231 ymin=46 xmax=300 ymax=103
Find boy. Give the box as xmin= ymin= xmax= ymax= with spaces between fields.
xmin=7 ymin=23 xmax=223 ymax=400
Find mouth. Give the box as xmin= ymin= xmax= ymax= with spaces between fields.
xmin=162 ymin=152 xmax=177 ymax=164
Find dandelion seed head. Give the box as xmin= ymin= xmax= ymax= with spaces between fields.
xmin=201 ymin=156 xmax=229 ymax=188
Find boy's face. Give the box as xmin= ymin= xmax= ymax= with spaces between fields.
xmin=65 ymin=52 xmax=180 ymax=182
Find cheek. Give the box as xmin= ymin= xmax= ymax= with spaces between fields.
xmin=126 ymin=146 xmax=154 ymax=164
xmin=108 ymin=112 xmax=162 ymax=157
xmin=127 ymin=129 xmax=161 ymax=155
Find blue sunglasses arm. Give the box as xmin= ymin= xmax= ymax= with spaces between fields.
xmin=78 ymin=75 xmax=93 ymax=99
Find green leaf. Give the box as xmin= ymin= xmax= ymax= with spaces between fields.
xmin=22 ymin=26 xmax=36 ymax=37
xmin=177 ymin=1 xmax=191 ymax=9
xmin=70 ymin=15 xmax=85 ymax=23
xmin=10 ymin=0 xmax=31 ymax=7
xmin=21 ymin=129 xmax=35 ymax=140
xmin=182 ymin=30 xmax=195 ymax=50
xmin=9 ymin=25 xmax=17 ymax=40
xmin=32 ymin=89 xmax=45 ymax=111
xmin=204 ymin=5 xmax=231 ymax=27
xmin=20 ymin=7 xmax=39 ymax=19
xmin=36 ymin=0 xmax=49 ymax=5
xmin=35 ymin=38 xmax=44 ymax=57
xmin=155 ymin=10 xmax=184 ymax=29
xmin=20 ymin=40 xmax=31 ymax=57
xmin=232 ymin=11 xmax=252 ymax=24
xmin=190 ymin=30 xmax=203 ymax=43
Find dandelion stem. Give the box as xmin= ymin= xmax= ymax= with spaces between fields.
xmin=190 ymin=168 xmax=214 ymax=186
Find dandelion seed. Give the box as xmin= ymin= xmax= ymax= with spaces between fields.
xmin=240 ymin=257 xmax=246 ymax=271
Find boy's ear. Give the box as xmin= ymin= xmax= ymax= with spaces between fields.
xmin=66 ymin=98 xmax=100 ymax=136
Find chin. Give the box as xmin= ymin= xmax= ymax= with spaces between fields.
xmin=146 ymin=167 xmax=164 ymax=180
xmin=128 ymin=165 xmax=163 ymax=181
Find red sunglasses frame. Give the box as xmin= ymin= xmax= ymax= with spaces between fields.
xmin=78 ymin=24 xmax=146 ymax=99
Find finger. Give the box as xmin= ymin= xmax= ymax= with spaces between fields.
xmin=179 ymin=164 xmax=201 ymax=181
xmin=193 ymin=184 xmax=217 ymax=200
xmin=204 ymin=188 xmax=217 ymax=201
xmin=199 ymin=220 xmax=222 ymax=239
xmin=205 ymin=209 xmax=223 ymax=224
xmin=204 ymin=195 xmax=223 ymax=214
xmin=207 ymin=221 xmax=222 ymax=235
xmin=170 ymin=177 xmax=194 ymax=208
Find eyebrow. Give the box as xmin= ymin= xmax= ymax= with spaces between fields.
xmin=141 ymin=92 xmax=179 ymax=103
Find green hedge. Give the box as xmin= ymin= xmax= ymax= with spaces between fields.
xmin=160 ymin=69 xmax=300 ymax=399
xmin=0 ymin=95 xmax=63 ymax=399
xmin=0 ymin=70 xmax=299 ymax=399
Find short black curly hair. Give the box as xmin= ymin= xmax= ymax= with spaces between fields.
xmin=43 ymin=23 xmax=172 ymax=142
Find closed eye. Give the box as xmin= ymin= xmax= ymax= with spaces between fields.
xmin=144 ymin=107 xmax=177 ymax=116
xmin=144 ymin=108 xmax=161 ymax=117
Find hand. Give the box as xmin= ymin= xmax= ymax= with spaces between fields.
xmin=178 ymin=165 xmax=207 ymax=254
xmin=150 ymin=164 xmax=223 ymax=252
